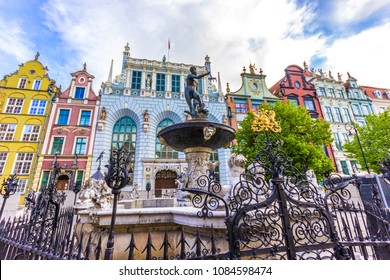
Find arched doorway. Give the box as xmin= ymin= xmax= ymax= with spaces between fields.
xmin=154 ymin=170 xmax=177 ymax=198
xmin=56 ymin=174 xmax=69 ymax=191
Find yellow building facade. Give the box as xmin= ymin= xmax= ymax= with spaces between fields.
xmin=0 ymin=53 xmax=56 ymax=205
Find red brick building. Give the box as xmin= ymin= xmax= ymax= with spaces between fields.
xmin=269 ymin=64 xmax=336 ymax=165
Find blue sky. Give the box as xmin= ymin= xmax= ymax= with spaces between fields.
xmin=1 ymin=0 xmax=390 ymax=92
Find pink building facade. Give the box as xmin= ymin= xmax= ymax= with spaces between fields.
xmin=32 ymin=64 xmax=100 ymax=192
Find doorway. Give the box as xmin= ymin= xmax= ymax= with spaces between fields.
xmin=154 ymin=170 xmax=177 ymax=198
xmin=56 ymin=174 xmax=70 ymax=191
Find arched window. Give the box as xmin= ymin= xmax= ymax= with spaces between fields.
xmin=156 ymin=119 xmax=178 ymax=159
xmin=111 ymin=117 xmax=137 ymax=183
xmin=210 ymin=150 xmax=220 ymax=182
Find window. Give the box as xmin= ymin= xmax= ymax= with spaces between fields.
xmin=5 ymin=98 xmax=24 ymax=114
xmin=336 ymin=89 xmax=344 ymax=99
xmin=29 ymin=100 xmax=47 ymax=115
xmin=288 ymin=98 xmax=299 ymax=107
xmin=74 ymin=137 xmax=87 ymax=155
xmin=111 ymin=117 xmax=137 ymax=184
xmin=58 ymin=109 xmax=70 ymax=125
xmin=198 ymin=77 xmax=203 ymax=94
xmin=334 ymin=107 xmax=343 ymax=123
xmin=156 ymin=73 xmax=166 ymax=91
xmin=328 ymin=88 xmax=336 ymax=98
xmin=343 ymin=108 xmax=352 ymax=123
xmin=0 ymin=152 xmax=8 ymax=174
xmin=352 ymin=104 xmax=362 ymax=116
xmin=156 ymin=119 xmax=178 ymax=159
xmin=0 ymin=124 xmax=16 ymax=141
xmin=33 ymin=80 xmax=41 ymax=90
xmin=74 ymin=87 xmax=85 ymax=99
xmin=374 ymin=90 xmax=382 ymax=98
xmin=342 ymin=133 xmax=349 ymax=144
xmin=16 ymin=179 xmax=27 ymax=193
xmin=333 ymin=133 xmax=342 ymax=150
xmin=13 ymin=153 xmax=34 ymax=174
xmin=22 ymin=125 xmax=40 ymax=141
xmin=319 ymin=87 xmax=326 ymax=96
xmin=131 ymin=71 xmax=142 ymax=89
xmin=210 ymin=151 xmax=220 ymax=182
xmin=79 ymin=110 xmax=91 ymax=126
xmin=235 ymin=101 xmax=247 ymax=113
xmin=75 ymin=171 xmax=84 ymax=186
xmin=51 ymin=137 xmax=64 ymax=154
xmin=324 ymin=106 xmax=334 ymax=122
xmin=304 ymin=99 xmax=315 ymax=111
xmin=362 ymin=105 xmax=371 ymax=115
xmin=354 ymin=91 xmax=361 ymax=99
xmin=171 ymin=75 xmax=180 ymax=93
xmin=340 ymin=160 xmax=349 ymax=175
xmin=252 ymin=102 xmax=262 ymax=110
xmin=40 ymin=171 xmax=50 ymax=191
xmin=18 ymin=78 xmax=27 ymax=89
xmin=294 ymin=81 xmax=301 ymax=89
xmin=350 ymin=160 xmax=358 ymax=173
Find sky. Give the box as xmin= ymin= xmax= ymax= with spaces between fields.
xmin=1 ymin=0 xmax=390 ymax=93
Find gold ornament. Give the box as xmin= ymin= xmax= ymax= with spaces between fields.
xmin=251 ymin=109 xmax=282 ymax=133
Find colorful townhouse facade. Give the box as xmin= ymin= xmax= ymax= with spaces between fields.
xmin=269 ymin=64 xmax=336 ymax=166
xmin=225 ymin=63 xmax=280 ymax=131
xmin=305 ymin=67 xmax=358 ymax=175
xmin=344 ymin=73 xmax=375 ymax=126
xmin=32 ymin=64 xmax=100 ymax=193
xmin=0 ymin=53 xmax=56 ymax=204
xmin=91 ymin=44 xmax=229 ymax=196
xmin=361 ymin=86 xmax=390 ymax=114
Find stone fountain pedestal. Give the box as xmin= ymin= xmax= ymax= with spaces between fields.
xmin=158 ymin=120 xmax=235 ymax=190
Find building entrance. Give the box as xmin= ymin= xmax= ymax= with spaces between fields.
xmin=154 ymin=170 xmax=177 ymax=198
xmin=56 ymin=174 xmax=70 ymax=191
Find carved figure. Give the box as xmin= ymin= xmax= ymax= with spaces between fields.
xmin=249 ymin=63 xmax=256 ymax=74
xmin=100 ymin=107 xmax=107 ymax=121
xmin=143 ymin=109 xmax=149 ymax=122
xmin=203 ymin=126 xmax=216 ymax=140
xmin=76 ymin=177 xmax=113 ymax=209
xmin=223 ymin=153 xmax=247 ymax=201
xmin=184 ymin=66 xmax=210 ymax=118
xmin=129 ymin=183 xmax=140 ymax=199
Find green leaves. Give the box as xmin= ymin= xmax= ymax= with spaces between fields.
xmin=233 ymin=101 xmax=334 ymax=181
xmin=343 ymin=108 xmax=390 ymax=173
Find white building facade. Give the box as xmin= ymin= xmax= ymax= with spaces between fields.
xmin=91 ymin=44 xmax=230 ymax=196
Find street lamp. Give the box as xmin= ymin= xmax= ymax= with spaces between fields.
xmin=345 ymin=122 xmax=382 ymax=207
xmin=104 ymin=146 xmax=132 ymax=260
xmin=0 ymin=174 xmax=19 ymax=220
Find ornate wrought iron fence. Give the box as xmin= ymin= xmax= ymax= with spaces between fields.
xmin=1 ymin=133 xmax=389 ymax=260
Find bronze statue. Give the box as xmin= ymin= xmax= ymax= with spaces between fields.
xmin=184 ymin=66 xmax=210 ymax=118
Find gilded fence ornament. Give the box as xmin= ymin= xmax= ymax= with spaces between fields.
xmin=251 ymin=109 xmax=282 ymax=133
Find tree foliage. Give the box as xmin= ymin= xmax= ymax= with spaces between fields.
xmin=233 ymin=101 xmax=334 ymax=181
xmin=343 ymin=108 xmax=390 ymax=173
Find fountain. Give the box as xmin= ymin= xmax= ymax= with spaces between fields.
xmin=74 ymin=64 xmax=236 ymax=259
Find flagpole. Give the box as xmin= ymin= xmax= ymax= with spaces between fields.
xmin=168 ymin=39 xmax=170 ymax=62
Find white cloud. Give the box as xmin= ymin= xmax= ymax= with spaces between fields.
xmin=321 ymin=21 xmax=390 ymax=88
xmin=38 ymin=0 xmax=326 ymax=91
xmin=331 ymin=0 xmax=390 ymax=25
xmin=0 ymin=16 xmax=34 ymax=63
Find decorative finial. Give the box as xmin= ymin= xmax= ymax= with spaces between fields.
xmin=124 ymin=43 xmax=130 ymax=52
xmin=34 ymin=52 xmax=40 ymax=61
xmin=83 ymin=62 xmax=87 ymax=71
xmin=226 ymin=82 xmax=231 ymax=93
xmin=242 ymin=66 xmax=246 ymax=73
xmin=259 ymin=68 xmax=264 ymax=75
xmin=337 ymin=72 xmax=343 ymax=82
xmin=303 ymin=61 xmax=308 ymax=71
xmin=347 ymin=72 xmax=351 ymax=79
xmin=249 ymin=63 xmax=256 ymax=74
xmin=205 ymin=54 xmax=210 ymax=63
xmin=251 ymin=109 xmax=282 ymax=133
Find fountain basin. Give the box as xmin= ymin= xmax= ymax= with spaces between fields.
xmin=157 ymin=120 xmax=236 ymax=151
